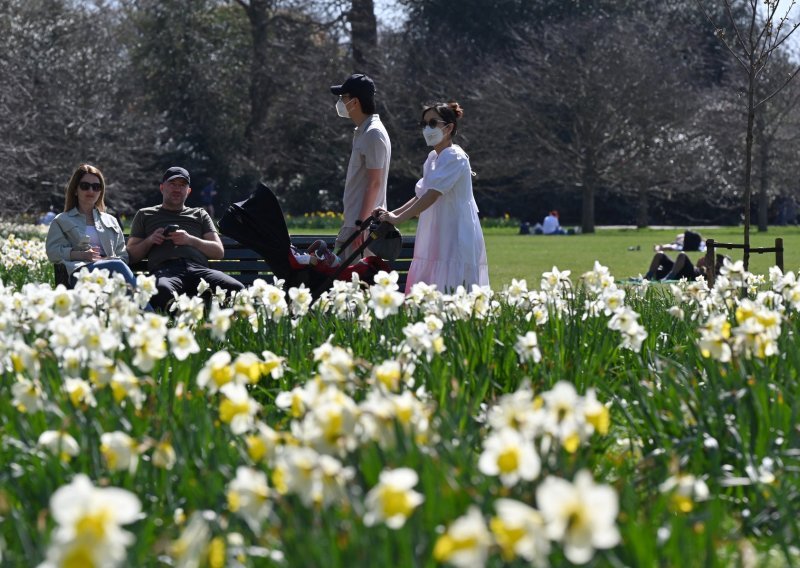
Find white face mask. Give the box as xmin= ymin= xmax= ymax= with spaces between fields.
xmin=336 ymin=98 xmax=352 ymax=118
xmin=423 ymin=125 xmax=445 ymax=146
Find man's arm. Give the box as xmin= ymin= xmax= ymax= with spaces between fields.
xmin=359 ymin=167 xmax=384 ymax=222
xmin=127 ymin=228 xmax=166 ymax=264
xmin=168 ymin=230 xmax=225 ymax=260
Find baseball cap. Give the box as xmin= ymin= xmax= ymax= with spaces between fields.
xmin=162 ymin=167 xmax=190 ymax=184
xmin=330 ymin=73 xmax=375 ymax=99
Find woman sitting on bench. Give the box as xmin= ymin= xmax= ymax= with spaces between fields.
xmin=45 ymin=164 xmax=138 ymax=289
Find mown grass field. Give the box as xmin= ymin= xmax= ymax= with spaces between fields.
xmin=484 ymin=227 xmax=800 ymax=289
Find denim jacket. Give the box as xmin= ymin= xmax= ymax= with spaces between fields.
xmin=45 ymin=208 xmax=129 ymax=276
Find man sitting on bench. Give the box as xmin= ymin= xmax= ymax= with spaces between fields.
xmin=127 ymin=167 xmax=244 ymax=311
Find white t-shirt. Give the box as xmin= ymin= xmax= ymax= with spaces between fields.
xmin=342 ymin=114 xmax=390 ymax=227
xmin=85 ymin=226 xmax=105 ymax=254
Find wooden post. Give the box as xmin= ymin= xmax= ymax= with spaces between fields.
xmin=705 ymin=238 xmax=716 ymax=287
xmin=776 ymin=237 xmax=784 ymax=272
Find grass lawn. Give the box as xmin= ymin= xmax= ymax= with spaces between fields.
xmin=484 ymin=226 xmax=800 ymax=289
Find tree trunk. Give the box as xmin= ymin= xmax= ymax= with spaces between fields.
xmin=242 ymin=0 xmax=273 ymax=162
xmin=743 ymin=67 xmax=755 ymax=269
xmin=756 ymin=111 xmax=769 ymax=232
xmin=580 ymin=146 xmax=596 ymax=233
xmin=636 ymin=187 xmax=649 ymax=228
xmin=350 ymin=0 xmax=377 ymax=73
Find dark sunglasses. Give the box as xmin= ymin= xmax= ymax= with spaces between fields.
xmin=78 ymin=182 xmax=102 ymax=192
xmin=419 ymin=118 xmax=447 ymax=128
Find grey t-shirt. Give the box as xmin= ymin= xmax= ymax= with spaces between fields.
xmin=342 ymin=114 xmax=390 ymax=227
xmin=129 ymin=205 xmax=216 ymax=270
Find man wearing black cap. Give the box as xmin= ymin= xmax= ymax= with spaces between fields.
xmin=127 ymin=167 xmax=244 ymax=311
xmin=330 ymin=73 xmax=391 ymax=258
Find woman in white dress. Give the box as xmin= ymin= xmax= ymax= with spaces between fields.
xmin=374 ymin=101 xmax=489 ymax=293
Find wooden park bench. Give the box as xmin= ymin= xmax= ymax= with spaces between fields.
xmin=53 ymin=234 xmax=416 ymax=291
xmin=704 ymin=237 xmax=784 ymax=287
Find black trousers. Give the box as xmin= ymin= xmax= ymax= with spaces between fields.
xmin=654 ymin=253 xmax=698 ymax=280
xmin=150 ymin=258 xmax=245 ymax=311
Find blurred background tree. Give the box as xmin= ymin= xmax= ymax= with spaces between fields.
xmin=1 ymin=0 xmax=798 ymax=231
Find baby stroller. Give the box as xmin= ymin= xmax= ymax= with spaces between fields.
xmin=218 ymin=183 xmax=402 ymax=298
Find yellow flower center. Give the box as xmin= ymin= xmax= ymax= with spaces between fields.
xmin=433 ymin=534 xmax=479 ymax=562
xmin=208 ymin=537 xmax=226 ymax=568
xmin=227 ymin=490 xmax=241 ymax=512
xmin=100 ymin=445 xmax=119 ymax=470
xmin=376 ymin=367 xmax=400 ymax=390
xmin=271 ymin=467 xmax=288 ymax=495
xmin=490 ymin=517 xmax=526 ymax=561
xmin=62 ymin=543 xmax=97 ymax=568
xmin=379 ymin=487 xmax=413 ymax=519
xmin=75 ymin=508 xmax=113 ymax=540
xmin=565 ymin=504 xmax=588 ymax=534
xmin=323 ymin=411 xmax=343 ymax=443
xmin=235 ymin=360 xmax=261 ymax=383
xmin=69 ymin=385 xmax=87 ymax=406
xmin=585 ymin=406 xmax=610 ymax=435
xmin=211 ymin=365 xmax=233 ymax=388
xmin=261 ymin=360 xmax=280 ymax=376
xmin=246 ymin=435 xmax=267 ymax=462
xmin=671 ymin=493 xmax=695 ymax=513
xmin=219 ymin=399 xmax=250 ymax=423
xmin=564 ymin=432 xmax=581 ymax=454
xmin=110 ymin=381 xmax=127 ymax=403
xmin=497 ymin=447 xmax=520 ymax=474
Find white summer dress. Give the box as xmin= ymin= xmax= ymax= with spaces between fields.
xmin=405 ymin=145 xmax=489 ymax=293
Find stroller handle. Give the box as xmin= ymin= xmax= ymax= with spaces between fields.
xmin=334 ymin=215 xmax=379 ymax=257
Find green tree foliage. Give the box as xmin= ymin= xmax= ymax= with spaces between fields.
xmin=128 ymin=0 xmax=250 ymax=199
xmin=0 ymin=0 xmax=158 ymax=215
xmin=1 ymin=0 xmax=799 ymax=227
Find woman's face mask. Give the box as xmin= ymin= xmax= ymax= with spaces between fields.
xmin=423 ymin=125 xmax=445 ymax=146
xmin=421 ymin=116 xmax=449 ymax=146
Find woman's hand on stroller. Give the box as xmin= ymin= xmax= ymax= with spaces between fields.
xmin=379 ymin=212 xmax=400 ymax=225
xmin=372 ymin=207 xmax=400 ymax=225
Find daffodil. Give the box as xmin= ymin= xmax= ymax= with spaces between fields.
xmin=219 ymin=383 xmax=260 ymax=434
xmin=363 ymin=467 xmax=424 ymax=529
xmin=40 ymin=474 xmax=141 ymax=568
xmin=152 ymin=440 xmax=177 ymax=470
xmin=38 ymin=431 xmax=80 ymax=463
xmin=168 ymin=326 xmax=200 ymax=361
xmin=433 ymin=506 xmax=491 ymax=568
xmin=227 ymin=466 xmax=272 ymax=531
xmin=478 ymin=427 xmax=541 ymax=487
xmin=491 ymin=498 xmax=549 ymax=564
xmin=197 ymin=351 xmax=234 ymax=393
xmin=536 ymin=470 xmax=620 ymax=564
xmin=100 ymin=431 xmax=139 ymax=473
xmin=514 ymin=331 xmax=542 ymax=364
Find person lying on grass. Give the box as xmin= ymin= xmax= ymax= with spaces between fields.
xmin=644 ymin=251 xmax=729 ymax=282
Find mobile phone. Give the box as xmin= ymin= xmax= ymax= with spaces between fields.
xmin=164 ymin=224 xmax=180 ymax=236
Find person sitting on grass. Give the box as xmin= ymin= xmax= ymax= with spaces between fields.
xmin=643 ymin=251 xmax=728 ymax=282
xmin=653 ymin=229 xmax=703 ymax=252
xmin=542 ymin=210 xmax=566 ymax=235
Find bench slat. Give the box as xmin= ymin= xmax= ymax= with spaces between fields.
xmin=56 ymin=234 xmax=415 ymax=290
